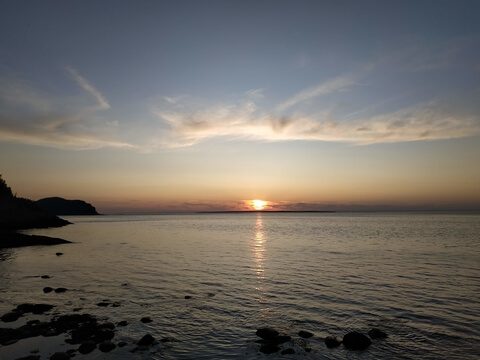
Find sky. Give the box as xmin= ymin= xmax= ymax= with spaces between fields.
xmin=1 ymin=0 xmax=479 ymax=213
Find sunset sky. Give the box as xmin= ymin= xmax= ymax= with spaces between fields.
xmin=1 ymin=1 xmax=479 ymax=213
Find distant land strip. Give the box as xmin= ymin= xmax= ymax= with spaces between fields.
xmin=197 ymin=210 xmax=336 ymax=214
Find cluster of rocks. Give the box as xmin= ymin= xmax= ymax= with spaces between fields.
xmin=0 ymin=302 xmax=178 ymax=359
xmin=255 ymin=326 xmax=387 ymax=355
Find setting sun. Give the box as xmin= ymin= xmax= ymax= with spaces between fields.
xmin=252 ymin=199 xmax=267 ymax=210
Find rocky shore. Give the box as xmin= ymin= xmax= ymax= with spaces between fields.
xmin=0 ymin=175 xmax=71 ymax=249
xmin=0 ymin=232 xmax=71 ymax=249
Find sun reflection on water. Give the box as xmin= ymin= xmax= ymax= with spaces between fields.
xmin=252 ymin=213 xmax=266 ymax=279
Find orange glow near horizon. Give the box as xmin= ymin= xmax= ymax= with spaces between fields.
xmin=252 ymin=199 xmax=267 ymax=210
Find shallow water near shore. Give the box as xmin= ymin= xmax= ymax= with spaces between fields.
xmin=1 ymin=212 xmax=480 ymax=359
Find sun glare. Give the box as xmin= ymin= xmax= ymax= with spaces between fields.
xmin=252 ymin=199 xmax=267 ymax=211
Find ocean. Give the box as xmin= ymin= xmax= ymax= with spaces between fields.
xmin=1 ymin=212 xmax=479 ymax=359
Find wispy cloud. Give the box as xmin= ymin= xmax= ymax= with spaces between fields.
xmin=153 ymin=88 xmax=480 ymax=147
xmin=0 ymin=68 xmax=131 ymax=150
xmin=276 ymin=75 xmax=355 ymax=112
xmin=67 ymin=67 xmax=110 ymax=111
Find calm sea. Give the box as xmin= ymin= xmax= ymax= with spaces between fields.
xmin=1 ymin=213 xmax=479 ymax=359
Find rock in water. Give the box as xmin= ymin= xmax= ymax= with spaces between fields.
xmin=256 ymin=327 xmax=279 ymax=340
xmin=137 ymin=334 xmax=155 ymax=346
xmin=99 ymin=341 xmax=116 ymax=352
xmin=298 ymin=330 xmax=314 ymax=338
xmin=368 ymin=328 xmax=388 ymax=339
xmin=1 ymin=312 xmax=20 ymax=322
xmin=268 ymin=335 xmax=291 ymax=345
xmin=78 ymin=340 xmax=96 ymax=354
xmin=140 ymin=316 xmax=153 ymax=323
xmin=343 ymin=331 xmax=372 ymax=350
xmin=259 ymin=343 xmax=280 ymax=354
xmin=325 ymin=335 xmax=342 ymax=348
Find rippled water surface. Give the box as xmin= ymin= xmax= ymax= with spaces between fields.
xmin=1 ymin=213 xmax=480 ymax=359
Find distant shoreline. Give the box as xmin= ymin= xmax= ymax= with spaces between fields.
xmin=197 ymin=210 xmax=337 ymax=214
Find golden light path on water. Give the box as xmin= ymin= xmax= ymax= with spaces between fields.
xmin=251 ymin=213 xmax=272 ymax=321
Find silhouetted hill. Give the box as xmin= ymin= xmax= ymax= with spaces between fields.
xmin=0 ymin=175 xmax=71 ymax=232
xmin=37 ymin=197 xmax=99 ymax=215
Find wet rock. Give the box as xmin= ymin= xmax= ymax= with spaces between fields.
xmin=43 ymin=287 xmax=54 ymax=293
xmin=137 ymin=334 xmax=155 ymax=346
xmin=281 ymin=348 xmax=295 ymax=355
xmin=112 ymin=302 xmax=121 ymax=307
xmin=259 ymin=343 xmax=280 ymax=354
xmin=16 ymin=355 xmax=40 ymax=360
xmin=54 ymin=288 xmax=67 ymax=293
xmin=98 ymin=322 xmax=115 ymax=330
xmin=118 ymin=341 xmax=128 ymax=347
xmin=343 ymin=331 xmax=371 ymax=350
xmin=255 ymin=327 xmax=279 ymax=341
xmin=184 ymin=295 xmax=192 ymax=299
xmin=1 ymin=312 xmax=21 ymax=322
xmin=298 ymin=330 xmax=314 ymax=338
xmin=325 ymin=335 xmax=342 ymax=348
xmin=268 ymin=335 xmax=291 ymax=345
xmin=117 ymin=320 xmax=128 ymax=326
xmin=16 ymin=303 xmax=54 ymax=314
xmin=49 ymin=352 xmax=69 ymax=360
xmin=97 ymin=302 xmax=110 ymax=307
xmin=55 ymin=252 xmax=63 ymax=256
xmin=368 ymin=328 xmax=388 ymax=339
xmin=99 ymin=340 xmax=116 ymax=352
xmin=140 ymin=317 xmax=152 ymax=323
xmin=41 ymin=275 xmax=51 ymax=279
xmin=93 ymin=329 xmax=115 ymax=343
xmin=78 ymin=340 xmax=96 ymax=354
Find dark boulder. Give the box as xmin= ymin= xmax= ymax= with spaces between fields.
xmin=259 ymin=343 xmax=280 ymax=354
xmin=93 ymin=329 xmax=115 ymax=343
xmin=137 ymin=334 xmax=155 ymax=346
xmin=117 ymin=320 xmax=128 ymax=326
xmin=1 ymin=312 xmax=21 ymax=322
xmin=368 ymin=328 xmax=388 ymax=339
xmin=325 ymin=335 xmax=342 ymax=348
xmin=343 ymin=331 xmax=371 ymax=350
xmin=16 ymin=303 xmax=54 ymax=314
xmin=78 ymin=340 xmax=96 ymax=354
xmin=298 ymin=330 xmax=314 ymax=338
xmin=43 ymin=287 xmax=54 ymax=293
xmin=56 ymin=252 xmax=63 ymax=256
xmin=255 ymin=327 xmax=279 ymax=341
xmin=268 ymin=335 xmax=291 ymax=345
xmin=281 ymin=348 xmax=295 ymax=355
xmin=118 ymin=341 xmax=128 ymax=347
xmin=140 ymin=317 xmax=152 ymax=323
xmin=54 ymin=288 xmax=67 ymax=293
xmin=41 ymin=275 xmax=51 ymax=279
xmin=99 ymin=340 xmax=116 ymax=352
xmin=97 ymin=302 xmax=110 ymax=307
xmin=98 ymin=322 xmax=115 ymax=330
